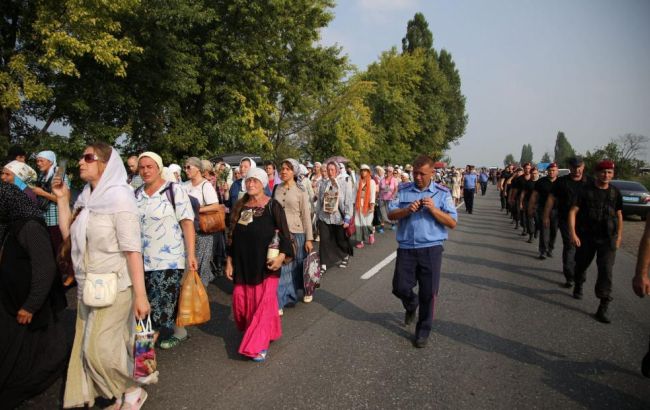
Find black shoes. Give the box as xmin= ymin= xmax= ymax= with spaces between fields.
xmin=404 ymin=309 xmax=416 ymax=326
xmin=413 ymin=336 xmax=428 ymax=348
xmin=538 ymin=253 xmax=546 ymax=260
xmin=572 ymin=285 xmax=583 ymax=299
xmin=595 ymin=301 xmax=611 ymax=324
xmin=560 ymin=280 xmax=573 ymax=289
xmin=546 ymin=250 xmax=553 ymax=258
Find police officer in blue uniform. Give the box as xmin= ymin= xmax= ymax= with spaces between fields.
xmin=388 ymin=155 xmax=458 ymax=348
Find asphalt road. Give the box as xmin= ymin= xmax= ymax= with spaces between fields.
xmin=21 ymin=187 xmax=650 ymax=409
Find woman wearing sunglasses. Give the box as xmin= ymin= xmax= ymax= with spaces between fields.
xmin=53 ymin=142 xmax=150 ymax=409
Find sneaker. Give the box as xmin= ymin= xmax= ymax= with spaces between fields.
xmin=278 ymin=308 xmax=284 ymax=316
xmin=303 ymin=295 xmax=313 ymax=303
xmin=159 ymin=334 xmax=189 ymax=350
xmin=355 ymin=242 xmax=364 ymax=249
xmin=377 ymin=227 xmax=385 ymax=234
xmin=369 ymin=234 xmax=375 ymax=245
xmin=413 ymin=336 xmax=428 ymax=348
xmin=339 ymin=256 xmax=350 ymax=268
xmin=252 ymin=350 xmax=268 ymax=362
xmin=321 ymin=264 xmax=327 ymax=274
xmin=391 ymin=224 xmax=397 ymax=231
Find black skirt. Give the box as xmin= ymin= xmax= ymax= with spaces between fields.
xmin=318 ymin=220 xmax=353 ymax=267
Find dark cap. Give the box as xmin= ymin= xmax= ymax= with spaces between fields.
xmin=547 ymin=162 xmax=558 ymax=169
xmin=567 ymin=156 xmax=584 ymax=167
xmin=595 ymin=159 xmax=615 ymax=171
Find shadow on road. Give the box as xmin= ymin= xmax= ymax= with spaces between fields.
xmin=314 ymin=289 xmax=412 ymax=340
xmin=433 ymin=320 xmax=649 ymax=409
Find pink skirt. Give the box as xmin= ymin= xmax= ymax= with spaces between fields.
xmin=232 ymin=276 xmax=282 ymax=358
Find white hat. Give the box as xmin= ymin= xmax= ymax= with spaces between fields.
xmin=360 ymin=164 xmax=371 ymax=171
xmin=245 ymin=167 xmax=269 ymax=188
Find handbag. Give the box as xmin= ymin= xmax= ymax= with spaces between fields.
xmin=176 ymin=270 xmax=211 ymax=326
xmin=82 ymin=272 xmax=118 ymax=307
xmin=199 ymin=181 xmax=226 ymax=233
xmin=345 ymin=214 xmax=356 ymax=238
xmin=134 ymin=315 xmax=159 ymax=385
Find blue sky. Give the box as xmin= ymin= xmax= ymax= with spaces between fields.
xmin=320 ymin=0 xmax=650 ymax=167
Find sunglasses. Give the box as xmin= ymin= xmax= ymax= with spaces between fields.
xmin=184 ymin=165 xmax=193 ymax=170
xmin=80 ymin=153 xmax=99 ymax=163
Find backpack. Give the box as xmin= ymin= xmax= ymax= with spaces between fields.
xmin=136 ymin=182 xmax=200 ymax=232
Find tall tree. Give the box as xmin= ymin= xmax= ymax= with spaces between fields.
xmin=504 ymin=153 xmax=515 ymax=166
xmin=401 ymin=12 xmax=433 ymax=53
xmin=1 ymin=0 xmax=142 ymax=152
xmin=520 ymin=144 xmax=533 ymax=164
xmin=553 ymin=131 xmax=576 ymax=167
xmin=541 ymin=152 xmax=551 ymax=163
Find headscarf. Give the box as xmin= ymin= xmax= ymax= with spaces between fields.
xmin=282 ymin=158 xmax=306 ymax=191
xmin=355 ymin=166 xmax=372 ymax=214
xmin=240 ymin=157 xmax=257 ymax=192
xmin=5 ymin=160 xmax=37 ymax=184
xmin=375 ymin=166 xmax=385 ymax=178
xmin=138 ymin=151 xmax=163 ymax=174
xmin=71 ymin=147 xmax=139 ymax=282
xmin=161 ymin=167 xmax=175 ymax=182
xmin=37 ymin=150 xmax=57 ymax=180
xmin=245 ymin=167 xmax=269 ymax=188
xmin=168 ymin=164 xmax=182 ymax=182
xmin=0 ymin=182 xmax=43 ymax=239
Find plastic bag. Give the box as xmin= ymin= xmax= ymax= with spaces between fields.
xmin=303 ymin=251 xmax=322 ymax=295
xmin=176 ymin=270 xmax=211 ymax=326
xmin=133 ymin=315 xmax=159 ymax=384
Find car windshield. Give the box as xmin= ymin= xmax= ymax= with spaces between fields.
xmin=612 ymin=180 xmax=648 ymax=192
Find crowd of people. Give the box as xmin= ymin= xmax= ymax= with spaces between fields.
xmin=0 ymin=143 xmax=462 ymax=408
xmin=3 ymin=142 xmax=650 ymax=408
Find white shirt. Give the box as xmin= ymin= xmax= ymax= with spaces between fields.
xmin=136 ymin=182 xmax=194 ymax=271
xmin=183 ymin=180 xmax=219 ymax=206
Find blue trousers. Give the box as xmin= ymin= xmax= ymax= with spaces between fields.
xmin=392 ymin=245 xmax=443 ymax=339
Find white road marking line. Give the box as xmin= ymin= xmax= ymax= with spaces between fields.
xmin=361 ymin=251 xmax=397 ymax=280
xmin=456 ymin=201 xmax=464 ymax=209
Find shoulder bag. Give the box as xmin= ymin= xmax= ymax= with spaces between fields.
xmin=198 ymin=181 xmax=226 ymax=233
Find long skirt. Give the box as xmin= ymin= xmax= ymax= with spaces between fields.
xmin=64 ymin=290 xmax=135 ymax=408
xmin=353 ymin=209 xmax=374 ymax=243
xmin=0 ymin=305 xmax=68 ymax=409
xmin=196 ymin=233 xmax=214 ymax=287
xmin=379 ymin=200 xmax=395 ymax=224
xmin=212 ymin=232 xmax=226 ymax=273
xmin=277 ymin=233 xmax=306 ymax=309
xmin=145 ymin=269 xmax=183 ymax=337
xmin=232 ymin=276 xmax=282 ymax=358
xmin=317 ymin=220 xmax=352 ymax=267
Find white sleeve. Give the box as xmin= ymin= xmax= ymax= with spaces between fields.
xmin=201 ymin=181 xmax=220 ymax=205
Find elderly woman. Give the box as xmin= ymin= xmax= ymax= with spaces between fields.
xmin=183 ymin=157 xmax=221 ymax=287
xmin=274 ymin=159 xmax=314 ymax=311
xmin=135 ymin=152 xmax=197 ymax=349
xmin=353 ymin=164 xmax=377 ymax=248
xmin=53 ymin=142 xmax=150 ymax=409
xmin=1 ymin=160 xmax=38 ymax=204
xmin=0 ymin=183 xmax=67 ymax=409
xmin=226 ymin=168 xmax=293 ymax=362
xmin=316 ymin=162 xmax=354 ymax=272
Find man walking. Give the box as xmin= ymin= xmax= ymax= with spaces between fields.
xmin=462 ymin=165 xmax=478 ymax=214
xmin=544 ymin=157 xmax=590 ymax=288
xmin=568 ymin=160 xmax=623 ymax=323
xmin=529 ymin=163 xmax=559 ymax=259
xmin=388 ymin=155 xmax=457 ymax=348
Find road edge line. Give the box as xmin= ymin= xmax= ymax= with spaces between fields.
xmin=361 ymin=251 xmax=397 ymax=280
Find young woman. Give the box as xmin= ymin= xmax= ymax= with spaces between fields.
xmin=54 ymin=142 xmax=150 ymax=409
xmin=352 ymin=164 xmax=376 ymax=248
xmin=274 ymin=159 xmax=314 ymax=310
xmin=226 ymin=168 xmax=293 ymax=361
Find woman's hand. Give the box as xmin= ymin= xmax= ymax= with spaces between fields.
xmin=305 ymin=240 xmax=313 ymax=253
xmin=133 ymin=294 xmax=150 ymax=320
xmin=225 ymin=258 xmax=233 ymax=281
xmin=570 ymin=233 xmax=581 ymax=248
xmin=51 ymin=176 xmax=70 ymax=200
xmin=17 ymin=308 xmax=33 ymax=325
xmin=266 ymin=254 xmax=285 ymax=271
xmin=187 ymin=254 xmax=198 ymax=272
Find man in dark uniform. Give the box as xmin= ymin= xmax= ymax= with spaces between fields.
xmin=509 ymin=163 xmax=532 ymax=232
xmin=498 ymin=164 xmax=513 ymax=211
xmin=543 ymin=157 xmax=590 ymax=288
xmin=529 ymin=163 xmax=559 ymax=259
xmin=568 ymin=160 xmax=623 ymax=323
xmin=388 ymin=155 xmax=458 ymax=348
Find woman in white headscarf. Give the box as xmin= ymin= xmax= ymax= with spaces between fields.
xmin=1 ymin=160 xmax=38 ymax=204
xmin=316 ymin=161 xmax=354 ymax=272
xmin=53 ymin=142 xmax=150 ymax=409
